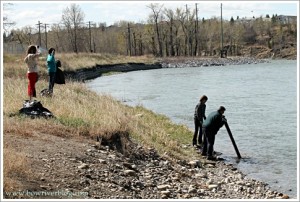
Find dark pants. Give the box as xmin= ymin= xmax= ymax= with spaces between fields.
xmin=193 ymin=117 xmax=203 ymax=145
xmin=48 ymin=72 xmax=56 ymax=93
xmin=202 ymin=127 xmax=216 ymax=156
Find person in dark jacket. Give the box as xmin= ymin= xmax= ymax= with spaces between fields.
xmin=193 ymin=95 xmax=208 ymax=147
xmin=201 ymin=106 xmax=227 ymax=160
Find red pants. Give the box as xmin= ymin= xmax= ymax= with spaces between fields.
xmin=27 ymin=72 xmax=38 ymax=97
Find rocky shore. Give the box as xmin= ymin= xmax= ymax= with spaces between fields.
xmin=160 ymin=56 xmax=270 ymax=68
xmin=4 ymin=132 xmax=291 ymax=199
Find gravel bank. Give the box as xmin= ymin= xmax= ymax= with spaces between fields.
xmin=160 ymin=57 xmax=270 ymax=68
xmin=4 ymin=132 xmax=291 ymax=199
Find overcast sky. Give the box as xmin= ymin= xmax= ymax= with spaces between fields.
xmin=2 ymin=1 xmax=298 ymax=32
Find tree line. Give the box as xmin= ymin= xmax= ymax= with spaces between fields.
xmin=4 ymin=3 xmax=297 ymax=57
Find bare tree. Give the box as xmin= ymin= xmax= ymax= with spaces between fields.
xmin=3 ymin=3 xmax=16 ymax=33
xmin=164 ymin=8 xmax=176 ymax=56
xmin=62 ymin=3 xmax=85 ymax=53
xmin=147 ymin=3 xmax=164 ymax=57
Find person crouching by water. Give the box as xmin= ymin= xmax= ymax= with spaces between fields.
xmin=193 ymin=95 xmax=208 ymax=147
xmin=201 ymin=106 xmax=227 ymax=161
xmin=47 ymin=48 xmax=56 ymax=95
xmin=24 ymin=45 xmax=41 ymax=102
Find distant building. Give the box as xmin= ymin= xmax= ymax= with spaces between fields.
xmin=276 ymin=15 xmax=297 ymax=24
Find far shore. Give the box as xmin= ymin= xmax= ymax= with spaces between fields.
xmin=64 ymin=56 xmax=274 ymax=82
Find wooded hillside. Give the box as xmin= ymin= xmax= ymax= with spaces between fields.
xmin=4 ymin=3 xmax=297 ymax=59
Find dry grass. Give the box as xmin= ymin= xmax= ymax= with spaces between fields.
xmin=59 ymin=53 xmax=157 ymax=71
xmin=3 ymin=53 xmax=157 ymax=78
xmin=3 ymin=144 xmax=32 ymax=192
xmin=3 ymin=76 xmax=194 ymax=158
xmin=3 ymin=53 xmax=196 ymax=192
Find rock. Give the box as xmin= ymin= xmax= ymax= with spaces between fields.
xmin=206 ymin=179 xmax=213 ymax=185
xmin=161 ymin=190 xmax=171 ymax=195
xmin=236 ymin=181 xmax=245 ymax=186
xmin=281 ymin=194 xmax=289 ymax=199
xmin=78 ymin=163 xmax=89 ymax=169
xmin=208 ymin=184 xmax=219 ymax=190
xmin=188 ymin=186 xmax=197 ymax=194
xmin=188 ymin=160 xmax=201 ymax=168
xmin=124 ymin=170 xmax=136 ymax=176
xmin=157 ymin=185 xmax=171 ymax=190
xmin=98 ymin=159 xmax=107 ymax=164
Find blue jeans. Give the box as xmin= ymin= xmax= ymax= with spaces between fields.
xmin=48 ymin=72 xmax=56 ymax=93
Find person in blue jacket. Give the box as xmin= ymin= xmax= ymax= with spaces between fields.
xmin=47 ymin=48 xmax=56 ymax=94
xmin=201 ymin=106 xmax=227 ymax=160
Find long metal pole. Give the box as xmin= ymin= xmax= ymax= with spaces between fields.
xmin=224 ymin=122 xmax=242 ymax=159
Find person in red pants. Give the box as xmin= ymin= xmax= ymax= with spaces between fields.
xmin=24 ymin=45 xmax=41 ymax=102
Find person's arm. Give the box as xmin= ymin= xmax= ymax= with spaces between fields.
xmin=203 ymin=104 xmax=206 ymax=120
xmin=47 ymin=53 xmax=55 ymax=63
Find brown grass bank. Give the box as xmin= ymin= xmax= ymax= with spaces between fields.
xmin=2 ymin=53 xmax=195 ymax=192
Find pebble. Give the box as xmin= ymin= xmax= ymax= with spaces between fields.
xmin=124 ymin=170 xmax=136 ymax=176
xmin=78 ymin=163 xmax=89 ymax=169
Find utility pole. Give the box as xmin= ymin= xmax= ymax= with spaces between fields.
xmin=127 ymin=23 xmax=132 ymax=56
xmin=87 ymin=21 xmax=94 ymax=52
xmin=36 ymin=21 xmax=42 ymax=46
xmin=44 ymin=23 xmax=49 ymax=49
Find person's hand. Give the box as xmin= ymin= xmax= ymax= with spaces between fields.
xmin=222 ymin=117 xmax=227 ymax=123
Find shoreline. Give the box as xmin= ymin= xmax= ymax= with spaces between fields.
xmin=75 ymin=59 xmax=294 ymax=199
xmin=4 ymin=132 xmax=292 ymax=199
xmin=64 ymin=56 xmax=282 ymax=82
xmin=3 ymin=56 xmax=295 ymax=199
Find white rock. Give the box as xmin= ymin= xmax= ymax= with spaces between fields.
xmin=161 ymin=190 xmax=171 ymax=195
xmin=124 ymin=170 xmax=136 ymax=176
xmin=78 ymin=163 xmax=89 ymax=169
xmin=208 ymin=184 xmax=219 ymax=190
xmin=98 ymin=159 xmax=107 ymax=164
xmin=157 ymin=185 xmax=171 ymax=190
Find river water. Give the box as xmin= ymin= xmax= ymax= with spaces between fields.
xmin=86 ymin=60 xmax=298 ymax=198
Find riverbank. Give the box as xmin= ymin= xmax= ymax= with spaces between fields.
xmin=64 ymin=56 xmax=271 ymax=82
xmin=3 ymin=54 xmax=295 ymax=200
xmin=4 ymin=132 xmax=290 ymax=199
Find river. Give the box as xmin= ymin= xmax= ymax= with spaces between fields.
xmin=86 ymin=60 xmax=298 ymax=198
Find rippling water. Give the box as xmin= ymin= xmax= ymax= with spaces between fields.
xmin=87 ymin=60 xmax=298 ymax=198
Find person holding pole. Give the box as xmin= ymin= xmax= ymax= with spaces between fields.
xmin=201 ymin=106 xmax=227 ymax=161
xmin=193 ymin=95 xmax=208 ymax=147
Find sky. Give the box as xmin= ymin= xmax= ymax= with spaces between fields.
xmin=1 ymin=0 xmax=299 ymax=33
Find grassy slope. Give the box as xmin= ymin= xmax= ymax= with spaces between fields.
xmin=3 ymin=53 xmax=196 ymax=191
